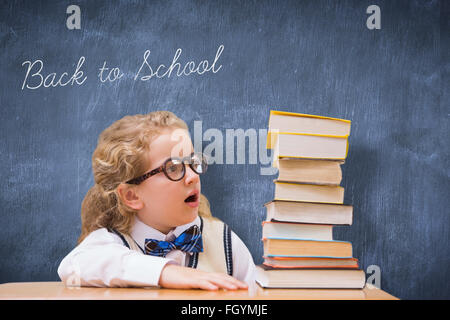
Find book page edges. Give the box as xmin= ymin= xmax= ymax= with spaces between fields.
xmin=263 ymin=256 xmax=358 ymax=261
xmin=266 ymin=131 xmax=349 ymax=149
xmin=273 ymin=197 xmax=343 ymax=204
xmin=261 ymin=220 xmax=334 ymax=226
xmin=269 ymin=110 xmax=351 ymax=123
xmin=263 ymin=237 xmax=352 ymax=244
xmin=273 ymin=180 xmax=344 ymax=188
xmin=262 ymin=263 xmax=359 ymax=269
xmin=265 ymin=254 xmax=354 ymax=259
xmin=263 ymin=199 xmax=352 ymax=207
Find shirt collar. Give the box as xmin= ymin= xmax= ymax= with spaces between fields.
xmin=130 ymin=215 xmax=201 ymax=248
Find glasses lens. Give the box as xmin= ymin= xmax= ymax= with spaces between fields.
xmin=190 ymin=153 xmax=208 ymax=175
xmin=164 ymin=158 xmax=185 ymax=181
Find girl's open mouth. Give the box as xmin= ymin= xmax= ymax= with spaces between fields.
xmin=184 ymin=191 xmax=199 ymax=208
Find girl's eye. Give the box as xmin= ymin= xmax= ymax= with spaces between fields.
xmin=167 ymin=164 xmax=179 ymax=173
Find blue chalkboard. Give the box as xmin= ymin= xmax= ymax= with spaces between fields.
xmin=0 ymin=0 xmax=448 ymax=299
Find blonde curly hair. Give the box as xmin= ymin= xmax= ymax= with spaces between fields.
xmin=78 ymin=111 xmax=212 ymax=244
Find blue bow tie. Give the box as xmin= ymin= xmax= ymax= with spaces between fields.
xmin=144 ymin=225 xmax=203 ymax=257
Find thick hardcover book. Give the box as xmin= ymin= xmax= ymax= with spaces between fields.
xmin=255 ymin=264 xmax=366 ymax=289
xmin=267 ymin=110 xmax=351 ymax=149
xmin=276 ymin=158 xmax=343 ymax=185
xmin=263 ymin=256 xmax=359 ymax=269
xmin=263 ymin=237 xmax=353 ymax=258
xmin=262 ymin=221 xmax=333 ymax=241
xmin=271 ymin=132 xmax=349 ymax=165
xmin=274 ymin=181 xmax=344 ymax=204
xmin=264 ymin=199 xmax=353 ymax=225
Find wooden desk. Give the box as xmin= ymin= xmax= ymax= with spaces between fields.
xmin=0 ymin=282 xmax=397 ymax=300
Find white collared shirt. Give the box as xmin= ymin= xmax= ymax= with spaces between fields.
xmin=57 ymin=216 xmax=256 ymax=288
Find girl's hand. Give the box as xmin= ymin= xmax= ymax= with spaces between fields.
xmin=159 ymin=264 xmax=248 ymax=290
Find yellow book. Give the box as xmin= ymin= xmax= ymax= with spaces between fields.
xmin=267 ymin=110 xmax=351 ymax=149
xmin=271 ymin=132 xmax=349 ymax=167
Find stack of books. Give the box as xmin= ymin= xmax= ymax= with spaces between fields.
xmin=255 ymin=110 xmax=366 ymax=289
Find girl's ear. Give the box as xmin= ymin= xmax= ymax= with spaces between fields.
xmin=116 ymin=183 xmax=144 ymax=211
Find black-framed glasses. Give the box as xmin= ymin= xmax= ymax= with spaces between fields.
xmin=126 ymin=152 xmax=208 ymax=185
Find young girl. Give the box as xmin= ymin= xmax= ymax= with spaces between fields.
xmin=58 ymin=111 xmax=255 ymax=290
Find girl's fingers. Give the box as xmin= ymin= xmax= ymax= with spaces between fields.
xmin=206 ymin=274 xmax=247 ymax=290
xmin=208 ymin=277 xmax=238 ymax=290
xmin=211 ymin=273 xmax=248 ymax=289
xmin=160 ymin=265 xmax=247 ymax=291
xmin=197 ymin=279 xmax=218 ymax=291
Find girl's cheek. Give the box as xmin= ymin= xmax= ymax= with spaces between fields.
xmin=158 ymin=183 xmax=180 ymax=201
xmin=151 ymin=176 xmax=173 ymax=191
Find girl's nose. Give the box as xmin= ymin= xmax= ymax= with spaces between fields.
xmin=184 ymin=165 xmax=200 ymax=185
